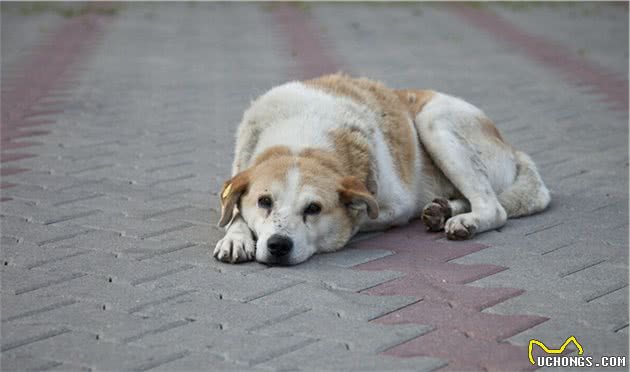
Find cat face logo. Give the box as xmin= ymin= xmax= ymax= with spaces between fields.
xmin=528 ymin=336 xmax=584 ymax=365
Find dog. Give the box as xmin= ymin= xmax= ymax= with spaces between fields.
xmin=214 ymin=74 xmax=550 ymax=265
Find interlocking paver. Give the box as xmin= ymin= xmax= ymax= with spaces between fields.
xmin=257 ymin=340 xmax=446 ymax=371
xmin=255 ymin=310 xmax=433 ymax=353
xmin=1 ymin=352 xmax=69 ymax=372
xmin=259 ymin=261 xmax=405 ymax=292
xmin=128 ymin=322 xmax=315 ymax=367
xmin=131 ymin=291 xmax=308 ymax=332
xmin=2 ymin=330 xmax=186 ymax=371
xmin=252 ymin=282 xmax=419 ymax=321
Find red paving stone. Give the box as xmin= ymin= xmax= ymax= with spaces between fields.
xmin=349 ymin=223 xmax=546 ymax=369
xmin=0 ymin=167 xmax=29 ymax=176
xmin=12 ymin=119 xmax=58 ymax=128
xmin=0 ymin=153 xmax=36 ymax=163
xmin=1 ymin=11 xmax=109 ymax=185
xmin=375 ymin=301 xmax=547 ymax=343
xmin=1 ymin=129 xmax=50 ymax=140
xmin=271 ymin=4 xmax=341 ymax=79
xmin=384 ymin=327 xmax=539 ymax=372
xmin=0 ymin=141 xmax=41 ymax=150
xmin=364 ymin=276 xmax=523 ymax=311
xmin=450 ymin=4 xmax=629 ymax=113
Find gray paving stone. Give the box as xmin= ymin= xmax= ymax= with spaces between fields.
xmin=135 ymin=267 xmax=299 ymax=302
xmin=257 ymin=340 xmax=446 ymax=371
xmin=252 ymin=282 xmax=419 ymax=321
xmin=307 ymin=246 xmax=393 ymax=268
xmin=53 ymin=211 xmax=194 ymax=240
xmin=144 ymin=350 xmax=254 ymax=371
xmin=1 ymin=292 xmax=77 ymax=323
xmin=0 ymin=240 xmax=89 ymax=269
xmin=131 ymin=288 xmax=307 ymax=331
xmin=259 ymin=261 xmax=404 ymax=292
xmin=0 ymin=266 xmax=85 ymax=296
xmin=0 ymin=352 xmax=71 ymax=372
xmin=471 ymin=259 xmax=627 ymax=303
xmin=128 ymin=321 xmax=315 ymax=367
xmin=3 ymin=331 xmax=179 ymax=371
xmin=2 ymin=171 xmax=103 ymax=193
xmin=5 ymin=301 xmax=190 ymax=344
xmin=2 ymin=183 xmax=106 ymax=208
xmin=0 ymin=199 xmax=102 ymax=226
xmin=148 ymin=245 xmax=268 ymax=274
xmin=254 ymin=310 xmax=433 ymax=353
xmin=0 ymin=323 xmax=70 ymax=353
xmin=492 ymin=3 xmax=628 ymax=77
xmin=29 ymin=275 xmax=196 ymax=313
xmin=28 ymin=250 xmax=199 ymax=286
xmin=36 ymin=229 xmax=188 ymax=259
xmin=0 ymin=215 xmax=93 ymax=247
xmin=142 ymin=222 xmax=216 ymax=244
xmin=485 ymin=290 xmax=628 ymax=333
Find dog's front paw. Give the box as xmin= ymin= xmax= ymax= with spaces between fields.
xmin=444 ymin=214 xmax=477 ymax=240
xmin=213 ymin=231 xmax=256 ymax=263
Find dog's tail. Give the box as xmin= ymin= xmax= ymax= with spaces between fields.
xmin=498 ymin=151 xmax=551 ymax=218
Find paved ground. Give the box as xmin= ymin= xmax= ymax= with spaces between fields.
xmin=1 ymin=2 xmax=628 ymax=371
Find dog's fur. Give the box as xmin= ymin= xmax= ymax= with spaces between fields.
xmin=215 ymin=74 xmax=550 ymax=265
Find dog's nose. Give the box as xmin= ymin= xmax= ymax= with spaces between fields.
xmin=267 ymin=234 xmax=293 ymax=257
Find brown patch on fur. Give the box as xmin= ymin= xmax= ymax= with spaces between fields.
xmin=395 ymin=89 xmax=435 ymax=116
xmin=252 ymin=145 xmax=293 ymax=166
xmin=327 ymin=127 xmax=375 ymax=193
xmin=306 ymin=75 xmax=367 ymax=103
xmin=299 ymin=148 xmax=345 ymax=177
xmin=305 ymin=74 xmax=417 ymax=188
xmin=296 ymin=149 xmax=348 ymax=204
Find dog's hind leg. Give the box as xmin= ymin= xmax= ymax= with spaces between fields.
xmin=415 ymin=117 xmax=509 ymax=240
xmin=498 ymin=151 xmax=551 ymax=218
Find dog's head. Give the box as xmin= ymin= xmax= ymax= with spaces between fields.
xmin=218 ymin=147 xmax=378 ymax=265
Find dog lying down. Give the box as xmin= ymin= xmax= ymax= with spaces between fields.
xmin=214 ymin=74 xmax=550 ymax=266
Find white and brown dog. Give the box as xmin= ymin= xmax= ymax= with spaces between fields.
xmin=214 ymin=74 xmax=550 ymax=265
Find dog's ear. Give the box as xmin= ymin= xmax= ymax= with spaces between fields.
xmin=338 ymin=176 xmax=379 ymax=219
xmin=218 ymin=169 xmax=251 ymax=227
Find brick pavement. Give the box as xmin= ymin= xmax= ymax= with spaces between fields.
xmin=1 ymin=3 xmax=628 ymax=371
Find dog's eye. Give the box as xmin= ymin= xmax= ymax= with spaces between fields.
xmin=258 ymin=196 xmax=273 ymax=209
xmin=303 ymin=203 xmax=322 ymax=216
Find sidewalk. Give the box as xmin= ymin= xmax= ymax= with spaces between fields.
xmin=1 ymin=3 xmax=628 ymax=371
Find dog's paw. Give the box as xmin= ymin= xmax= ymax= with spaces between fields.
xmin=422 ymin=198 xmax=452 ymax=232
xmin=213 ymin=231 xmax=256 ymax=263
xmin=444 ymin=214 xmax=477 ymax=240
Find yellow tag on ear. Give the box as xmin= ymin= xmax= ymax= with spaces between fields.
xmin=222 ymin=183 xmax=232 ymax=200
